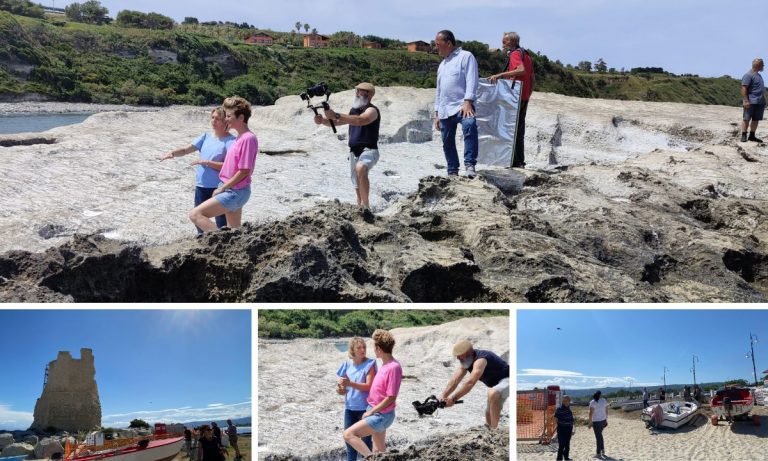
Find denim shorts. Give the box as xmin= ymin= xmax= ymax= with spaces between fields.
xmin=364 ymin=406 xmax=395 ymax=433
xmin=744 ymin=103 xmax=765 ymax=121
xmin=349 ymin=148 xmax=379 ymax=187
xmin=214 ymin=185 xmax=251 ymax=211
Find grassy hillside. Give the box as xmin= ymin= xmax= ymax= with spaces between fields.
xmin=258 ymin=309 xmax=508 ymax=339
xmin=0 ymin=11 xmax=746 ymax=106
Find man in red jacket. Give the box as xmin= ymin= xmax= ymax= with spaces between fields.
xmin=489 ymin=31 xmax=535 ymax=168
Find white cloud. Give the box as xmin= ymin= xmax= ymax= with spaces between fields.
xmin=517 ymin=369 xmax=658 ymax=390
xmin=102 ymin=401 xmax=251 ymax=428
xmin=0 ymin=404 xmax=34 ymax=431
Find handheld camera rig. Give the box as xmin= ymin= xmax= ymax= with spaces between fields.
xmin=301 ymin=81 xmax=336 ymax=133
xmin=412 ymin=395 xmax=463 ymax=416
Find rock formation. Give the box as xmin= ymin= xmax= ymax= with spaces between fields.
xmin=30 ymin=349 xmax=101 ymax=433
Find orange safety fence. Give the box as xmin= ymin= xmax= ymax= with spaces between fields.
xmin=517 ymin=389 xmax=559 ymax=444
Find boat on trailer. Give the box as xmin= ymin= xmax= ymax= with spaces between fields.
xmin=641 ymin=401 xmax=700 ymax=429
xmin=710 ymin=387 xmax=755 ymax=425
xmin=64 ymin=432 xmax=183 ymax=461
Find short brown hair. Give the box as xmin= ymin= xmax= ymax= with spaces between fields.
xmin=348 ymin=337 xmax=367 ymax=359
xmin=223 ymin=96 xmax=252 ymax=123
xmin=372 ymin=329 xmax=395 ymax=354
xmin=210 ymin=106 xmax=226 ymax=121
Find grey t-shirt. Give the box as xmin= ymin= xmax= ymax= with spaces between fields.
xmin=741 ymin=71 xmax=766 ymax=104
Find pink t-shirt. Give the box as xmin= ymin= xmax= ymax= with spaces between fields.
xmin=367 ymin=359 xmax=402 ymax=414
xmin=219 ymin=131 xmax=258 ymax=189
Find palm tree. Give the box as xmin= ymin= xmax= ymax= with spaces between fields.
xmin=295 ymin=21 xmax=301 ymax=33
xmin=304 ymin=23 xmax=310 ymax=33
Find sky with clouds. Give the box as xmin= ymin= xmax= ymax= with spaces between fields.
xmin=48 ymin=0 xmax=766 ymax=78
xmin=0 ymin=310 xmax=251 ymax=430
xmin=518 ymin=310 xmax=768 ymax=391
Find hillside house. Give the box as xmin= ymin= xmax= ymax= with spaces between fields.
xmin=406 ymin=41 xmax=431 ymax=53
xmin=245 ymin=32 xmax=274 ymax=46
xmin=303 ymin=33 xmax=330 ymax=48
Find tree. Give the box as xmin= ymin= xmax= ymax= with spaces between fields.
xmin=594 ymin=58 xmax=607 ymax=73
xmin=65 ymin=0 xmax=110 ymax=25
xmin=0 ymin=0 xmax=45 ymax=18
xmin=311 ymin=27 xmax=317 ymax=35
xmin=577 ymin=60 xmax=592 ymax=72
xmin=129 ymin=419 xmax=150 ymax=429
xmin=303 ymin=23 xmax=309 ymax=33
xmin=115 ymin=10 xmax=173 ymax=29
xmin=295 ymin=21 xmax=301 ymax=33
xmin=183 ymin=17 xmax=198 ymax=24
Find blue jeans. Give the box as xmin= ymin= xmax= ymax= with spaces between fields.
xmin=194 ymin=186 xmax=227 ymax=234
xmin=344 ymin=409 xmax=372 ymax=461
xmin=439 ymin=111 xmax=478 ymax=174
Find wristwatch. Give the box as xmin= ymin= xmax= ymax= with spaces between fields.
xmin=335 ymin=112 xmax=341 ymax=121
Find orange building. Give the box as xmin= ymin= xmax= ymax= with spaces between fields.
xmin=364 ymin=41 xmax=382 ymax=49
xmin=245 ymin=32 xmax=274 ymax=45
xmin=406 ymin=41 xmax=431 ymax=53
xmin=303 ymin=33 xmax=330 ymax=48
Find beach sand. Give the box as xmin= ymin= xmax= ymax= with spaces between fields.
xmin=517 ymin=405 xmax=768 ymax=461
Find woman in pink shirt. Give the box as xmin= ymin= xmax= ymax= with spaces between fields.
xmin=189 ymin=96 xmax=258 ymax=232
xmin=343 ymin=329 xmax=402 ymax=458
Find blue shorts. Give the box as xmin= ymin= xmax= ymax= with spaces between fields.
xmin=364 ymin=406 xmax=395 ymax=433
xmin=744 ymin=103 xmax=765 ymax=121
xmin=214 ymin=185 xmax=251 ymax=212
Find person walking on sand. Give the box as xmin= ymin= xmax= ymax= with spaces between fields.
xmin=659 ymin=387 xmax=666 ymax=403
xmin=741 ymin=58 xmax=765 ymax=143
xmin=336 ymin=337 xmax=377 ymax=461
xmin=440 ymin=340 xmax=510 ymax=429
xmin=343 ymin=329 xmax=402 ymax=458
xmin=189 ymin=96 xmax=258 ymax=233
xmin=158 ymin=107 xmax=235 ymax=234
xmin=642 ymin=387 xmax=649 ymax=409
xmin=197 ymin=425 xmax=225 ymax=461
xmin=588 ymin=390 xmax=608 ymax=459
xmin=183 ymin=427 xmax=193 ymax=457
xmin=554 ymin=396 xmax=574 ymax=461
xmin=226 ymin=419 xmax=241 ymax=459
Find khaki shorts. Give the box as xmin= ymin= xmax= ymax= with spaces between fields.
xmin=486 ymin=377 xmax=510 ymax=412
xmin=349 ymin=148 xmax=380 ymax=187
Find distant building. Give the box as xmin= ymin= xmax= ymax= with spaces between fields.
xmin=406 ymin=41 xmax=431 ymax=53
xmin=245 ymin=32 xmax=274 ymax=46
xmin=364 ymin=41 xmax=382 ymax=49
xmin=303 ymin=33 xmax=330 ymax=48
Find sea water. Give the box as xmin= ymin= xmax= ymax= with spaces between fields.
xmin=0 ymin=112 xmax=92 ymax=134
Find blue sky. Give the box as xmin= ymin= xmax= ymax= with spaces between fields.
xmin=50 ymin=0 xmax=765 ymax=77
xmin=0 ymin=310 xmax=251 ymax=431
xmin=518 ymin=310 xmax=768 ymax=391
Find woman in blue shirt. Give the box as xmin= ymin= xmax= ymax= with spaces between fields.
xmin=336 ymin=337 xmax=377 ymax=461
xmin=158 ymin=107 xmax=236 ymax=234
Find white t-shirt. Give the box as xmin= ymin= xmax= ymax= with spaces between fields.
xmin=589 ymin=398 xmax=608 ymax=421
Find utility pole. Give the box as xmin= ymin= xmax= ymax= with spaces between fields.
xmin=691 ymin=355 xmax=699 ymax=386
xmin=663 ymin=366 xmax=669 ymax=394
xmin=749 ymin=333 xmax=759 ymax=387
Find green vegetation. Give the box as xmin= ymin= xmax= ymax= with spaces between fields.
xmin=0 ymin=10 xmax=748 ymax=107
xmin=258 ymin=309 xmax=507 ymax=339
xmin=129 ymin=418 xmax=150 ymax=429
xmin=0 ymin=0 xmax=43 ymax=18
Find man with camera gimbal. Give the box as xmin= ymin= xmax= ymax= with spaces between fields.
xmin=314 ymin=82 xmax=381 ymax=210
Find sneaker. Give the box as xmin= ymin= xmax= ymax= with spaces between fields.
xmin=448 ymin=171 xmax=459 ymax=177
xmin=466 ymin=165 xmax=476 ymax=178
xmin=748 ymin=134 xmax=764 ymax=143
xmin=741 ymin=133 xmax=748 ymax=142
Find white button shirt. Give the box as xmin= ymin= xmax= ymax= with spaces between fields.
xmin=434 ymin=47 xmax=479 ymax=120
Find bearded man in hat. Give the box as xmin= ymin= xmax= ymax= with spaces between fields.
xmin=439 ymin=339 xmax=510 ymax=428
xmin=315 ymin=82 xmax=381 ymax=210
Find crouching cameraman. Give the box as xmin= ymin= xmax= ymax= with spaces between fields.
xmin=314 ymin=82 xmax=381 ymax=210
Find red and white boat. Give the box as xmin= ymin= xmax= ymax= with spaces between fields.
xmin=710 ymin=387 xmax=754 ymax=424
xmin=65 ymin=432 xmax=183 ymax=461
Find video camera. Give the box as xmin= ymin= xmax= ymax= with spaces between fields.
xmin=412 ymin=395 xmax=463 ymax=416
xmin=300 ymin=81 xmax=336 ymax=133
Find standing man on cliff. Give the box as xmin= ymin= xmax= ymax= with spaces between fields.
xmin=439 ymin=340 xmax=510 ymax=429
xmin=741 ymin=58 xmax=765 ymax=143
xmin=434 ymin=30 xmax=479 ymax=178
xmin=489 ymin=31 xmax=535 ymax=168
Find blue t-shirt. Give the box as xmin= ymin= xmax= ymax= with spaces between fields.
xmin=336 ymin=358 xmax=377 ymax=411
xmin=741 ymin=71 xmax=766 ymax=105
xmin=192 ymin=132 xmax=236 ymax=188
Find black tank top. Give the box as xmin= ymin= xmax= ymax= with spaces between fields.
xmin=468 ymin=349 xmax=509 ymax=387
xmin=348 ymin=104 xmax=380 ymax=154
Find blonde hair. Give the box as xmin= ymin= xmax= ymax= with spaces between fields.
xmin=348 ymin=337 xmax=367 ymax=359
xmin=372 ymin=329 xmax=395 ymax=354
xmin=223 ymin=96 xmax=252 ymax=123
xmin=210 ymin=106 xmax=226 ymax=121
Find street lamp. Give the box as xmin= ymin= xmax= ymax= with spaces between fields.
xmin=691 ymin=355 xmax=699 ymax=386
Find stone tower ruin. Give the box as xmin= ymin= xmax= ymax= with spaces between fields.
xmin=31 ymin=348 xmax=102 ymax=432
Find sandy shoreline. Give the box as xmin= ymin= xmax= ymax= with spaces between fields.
xmin=517 ymin=405 xmax=768 ymax=461
xmin=0 ymin=102 xmax=160 ymax=115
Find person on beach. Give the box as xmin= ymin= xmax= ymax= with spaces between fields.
xmin=197 ymin=425 xmax=226 ymax=461
xmin=336 ymin=337 xmax=378 ymax=461
xmin=693 ymin=384 xmax=702 ymax=403
xmin=588 ymin=390 xmax=608 ymax=459
xmin=184 ymin=427 xmax=193 ymax=457
xmin=642 ymin=387 xmax=649 ymax=409
xmin=314 ymin=83 xmax=381 ymax=210
xmin=659 ymin=387 xmax=666 ymax=403
xmin=440 ymin=340 xmax=510 ymax=429
xmin=343 ymin=329 xmax=402 ymax=458
xmin=189 ymin=96 xmax=258 ymax=233
xmin=740 ymin=58 xmax=765 ymax=143
xmin=226 ymin=419 xmax=241 ymax=459
xmin=211 ymin=421 xmax=221 ymax=441
xmin=487 ymin=31 xmax=535 ymax=168
xmin=158 ymin=107 xmax=236 ymax=234
xmin=434 ymin=29 xmax=479 ymax=178
xmin=554 ymin=396 xmax=574 ymax=461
